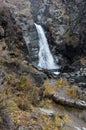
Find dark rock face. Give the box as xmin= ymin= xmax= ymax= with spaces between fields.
xmin=0 ymin=0 xmax=85 ymax=64
xmin=30 ymin=0 xmax=86 ymax=61
xmin=0 ymin=0 xmax=39 ymax=65
xmin=0 ymin=0 xmax=48 ymax=90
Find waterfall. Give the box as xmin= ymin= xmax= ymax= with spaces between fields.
xmin=35 ymin=23 xmax=59 ymax=70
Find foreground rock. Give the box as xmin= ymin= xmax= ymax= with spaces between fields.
xmin=51 ymin=93 xmax=86 ymax=109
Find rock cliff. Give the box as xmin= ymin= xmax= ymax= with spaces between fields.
xmin=0 ymin=0 xmax=86 ymax=63
xmin=30 ymin=0 xmax=86 ymax=61
xmin=0 ymin=0 xmax=86 ymax=130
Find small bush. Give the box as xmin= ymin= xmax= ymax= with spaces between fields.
xmin=66 ymin=86 xmax=78 ymax=99
xmin=55 ymin=78 xmax=68 ymax=88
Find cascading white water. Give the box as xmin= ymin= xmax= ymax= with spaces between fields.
xmin=35 ymin=23 xmax=59 ymax=70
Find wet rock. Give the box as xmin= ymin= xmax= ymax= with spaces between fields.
xmin=74 ymin=76 xmax=86 ymax=84
xmin=61 ymin=65 xmax=75 ymax=73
